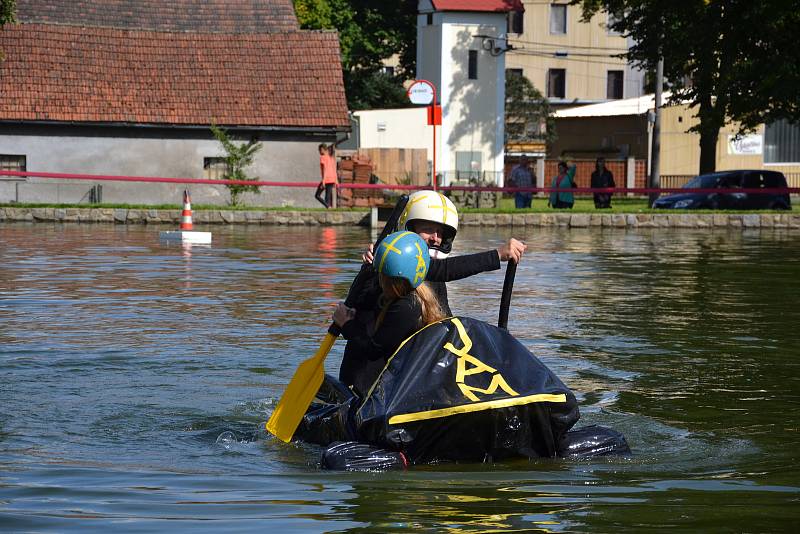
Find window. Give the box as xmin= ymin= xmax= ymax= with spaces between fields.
xmin=508 ymin=10 xmax=524 ymax=34
xmin=550 ymin=4 xmax=567 ymax=34
xmin=426 ymin=13 xmax=433 ymax=25
xmin=381 ymin=65 xmax=395 ymax=76
xmin=547 ymin=68 xmax=566 ymax=98
xmin=468 ymin=50 xmax=478 ymax=80
xmin=506 ymin=68 xmax=523 ymax=78
xmin=1 ymin=154 xmax=26 ymax=172
xmin=763 ymin=172 xmax=786 ymax=188
xmin=722 ymin=173 xmax=742 ymax=187
xmin=203 ymin=157 xmax=228 ymax=180
xmin=765 ymin=119 xmax=800 ymax=163
xmin=607 ymin=70 xmax=623 ymax=99
xmin=742 ymin=172 xmax=761 ymax=188
xmin=455 ymin=151 xmax=482 ymax=180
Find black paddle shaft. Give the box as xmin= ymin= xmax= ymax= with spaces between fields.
xmin=497 ymin=260 xmax=517 ymax=330
xmin=328 ymin=195 xmax=410 ymax=336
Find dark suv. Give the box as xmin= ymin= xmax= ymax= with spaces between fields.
xmin=653 ymin=170 xmax=792 ymax=210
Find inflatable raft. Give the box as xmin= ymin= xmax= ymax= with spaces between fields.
xmin=295 ymin=316 xmax=630 ymax=470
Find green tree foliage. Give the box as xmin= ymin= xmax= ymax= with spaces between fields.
xmin=575 ymin=0 xmax=800 ymax=173
xmin=293 ymin=0 xmax=417 ymax=110
xmin=210 ymin=125 xmax=263 ymax=207
xmin=505 ymin=72 xmax=556 ymax=144
xmin=1 ymin=0 xmax=16 ymax=59
xmin=347 ymin=71 xmax=410 ymax=111
xmin=0 ymin=0 xmax=14 ymax=24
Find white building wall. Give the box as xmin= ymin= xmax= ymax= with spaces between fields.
xmin=416 ymin=7 xmax=508 ymax=186
xmin=355 ymin=108 xmax=429 ymax=149
xmin=417 ymin=12 xmax=443 ymax=93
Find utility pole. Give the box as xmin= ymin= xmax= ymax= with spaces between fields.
xmin=649 ymin=57 xmax=663 ymax=207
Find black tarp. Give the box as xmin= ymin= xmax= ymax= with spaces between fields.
xmin=352 ymin=317 xmax=580 ymax=464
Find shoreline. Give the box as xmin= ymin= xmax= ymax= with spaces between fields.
xmin=1 ymin=206 xmax=799 ymax=229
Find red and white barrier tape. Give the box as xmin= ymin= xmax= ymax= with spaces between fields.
xmin=1 ymin=170 xmax=798 ymax=195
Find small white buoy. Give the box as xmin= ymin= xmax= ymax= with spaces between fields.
xmin=159 ymin=230 xmax=212 ymax=244
xmin=159 ymin=190 xmax=212 ymax=244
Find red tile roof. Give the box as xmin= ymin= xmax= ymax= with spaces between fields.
xmin=16 ymin=0 xmax=299 ymax=33
xmin=0 ymin=24 xmax=349 ymax=128
xmin=430 ymin=0 xmax=523 ymax=12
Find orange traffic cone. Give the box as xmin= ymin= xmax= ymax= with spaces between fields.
xmin=159 ymin=189 xmax=212 ymax=244
xmin=180 ymin=190 xmax=194 ymax=231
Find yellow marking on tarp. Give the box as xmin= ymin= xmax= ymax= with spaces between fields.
xmin=388 ymin=393 xmax=568 ymax=425
xmin=360 ymin=317 xmax=454 ymax=402
xmin=459 ymin=375 xmax=522 ymax=402
xmin=444 ymin=318 xmax=518 ymax=401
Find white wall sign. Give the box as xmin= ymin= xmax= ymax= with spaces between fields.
xmin=407 ymin=81 xmax=434 ymax=105
xmin=728 ymin=134 xmax=763 ymax=155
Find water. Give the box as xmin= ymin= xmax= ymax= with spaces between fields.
xmin=1 ymin=222 xmax=799 ymax=532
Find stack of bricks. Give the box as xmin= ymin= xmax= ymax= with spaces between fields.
xmin=337 ymin=154 xmax=385 ymax=207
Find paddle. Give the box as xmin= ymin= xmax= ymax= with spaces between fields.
xmin=266 ymin=195 xmax=410 ymax=443
xmin=497 ymin=260 xmax=517 ymax=330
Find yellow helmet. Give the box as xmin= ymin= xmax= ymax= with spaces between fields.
xmin=398 ymin=190 xmax=459 ymax=258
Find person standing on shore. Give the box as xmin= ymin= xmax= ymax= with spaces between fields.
xmin=590 ymin=157 xmax=615 ymax=209
xmin=315 ymin=144 xmax=330 ymax=208
xmin=549 ymin=161 xmax=577 ymax=209
xmin=508 ymin=155 xmax=535 ymax=209
xmin=315 ymin=144 xmax=338 ymax=208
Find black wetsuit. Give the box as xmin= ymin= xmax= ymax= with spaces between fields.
xmin=340 ymin=294 xmax=422 ymax=396
xmin=339 ymin=250 xmax=501 ymax=395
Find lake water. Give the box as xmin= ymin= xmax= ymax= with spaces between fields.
xmin=1 ymin=222 xmax=799 ymax=532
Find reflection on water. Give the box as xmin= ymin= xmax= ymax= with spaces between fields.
xmin=1 ymin=222 xmax=799 ymax=532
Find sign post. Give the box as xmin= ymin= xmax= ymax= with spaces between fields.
xmin=407 ymin=80 xmax=439 ymax=190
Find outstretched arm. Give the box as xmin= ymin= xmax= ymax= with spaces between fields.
xmin=567 ymin=163 xmax=577 ymax=186
xmin=426 ymin=238 xmax=526 ymax=282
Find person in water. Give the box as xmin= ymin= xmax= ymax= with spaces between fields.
xmin=339 ymin=190 xmax=526 ymax=393
xmin=361 ymin=190 xmax=526 ymax=316
xmin=333 ymin=231 xmax=445 ymax=396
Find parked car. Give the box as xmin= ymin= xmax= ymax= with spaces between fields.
xmin=653 ymin=170 xmax=792 ymax=210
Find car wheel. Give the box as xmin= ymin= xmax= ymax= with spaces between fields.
xmin=768 ymin=201 xmax=789 ymax=210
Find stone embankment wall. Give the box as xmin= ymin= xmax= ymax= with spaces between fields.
xmin=1 ymin=207 xmax=799 ymax=229
xmin=0 ymin=207 xmax=367 ymax=225
xmin=459 ymin=212 xmax=800 ymax=228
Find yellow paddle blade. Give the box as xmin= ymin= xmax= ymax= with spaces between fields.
xmin=266 ymin=333 xmax=337 ymax=443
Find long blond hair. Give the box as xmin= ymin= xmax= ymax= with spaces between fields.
xmin=379 ymin=274 xmax=445 ymax=326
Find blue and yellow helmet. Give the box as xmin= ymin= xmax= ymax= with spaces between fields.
xmin=375 ymin=231 xmax=430 ymax=289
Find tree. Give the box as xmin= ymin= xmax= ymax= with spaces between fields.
xmin=346 ymin=70 xmax=410 ymax=111
xmin=505 ymin=72 xmax=557 ymax=145
xmin=0 ymin=0 xmax=13 ymax=24
xmin=1 ymin=0 xmax=15 ymax=59
xmin=575 ymin=0 xmax=800 ymax=174
xmin=293 ymin=0 xmax=417 ymax=110
xmin=210 ymin=125 xmax=263 ymax=207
